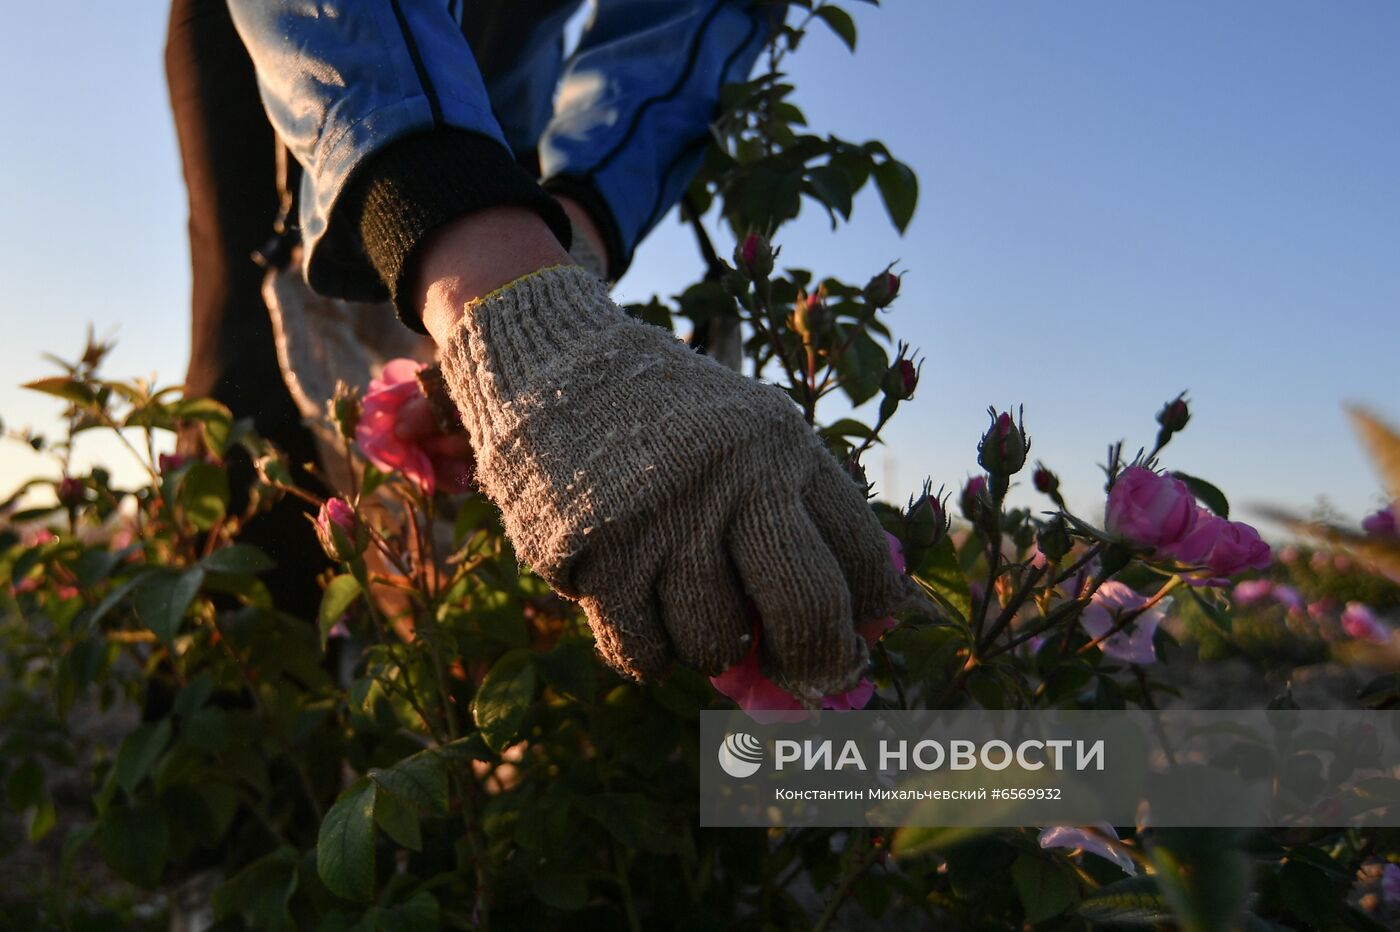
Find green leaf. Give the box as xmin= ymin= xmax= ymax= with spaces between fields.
xmin=532 ymin=868 xmax=589 ymax=911
xmin=814 ymin=5 xmax=857 ymax=50
xmin=78 ymin=568 xmax=160 ymax=634
xmin=534 ymin=639 xmax=597 ymax=704
xmin=912 ymin=534 xmax=972 ymax=622
xmin=371 ymin=751 xmax=449 ymax=814
xmin=376 ymin=891 xmax=440 ymax=932
xmin=873 ymin=159 xmax=918 ymax=233
xmin=22 ymin=376 xmax=97 ymax=406
xmin=819 ymin=418 xmax=877 ymax=442
xmin=317 ymin=778 xmax=376 ymax=902
xmin=472 ymin=649 xmax=537 ymax=752
xmin=179 ymin=462 xmax=229 ymax=531
xmin=211 ymin=847 xmax=299 ymax=931
xmin=25 ymin=796 xmax=56 ymax=842
xmin=116 ymin=720 xmax=172 ymax=794
xmin=1187 ymin=587 xmax=1233 ymax=634
xmin=1011 ymin=853 xmax=1077 ymax=923
xmin=1076 ymin=876 xmax=1169 ymax=923
xmin=1172 ymin=472 xmax=1230 ymax=519
xmin=804 ymin=164 xmax=854 ymax=221
xmin=318 ymin=574 xmax=362 ymax=649
xmin=98 ymin=803 xmax=169 ymax=889
xmin=135 ymin=567 xmax=205 ymax=648
xmin=834 ymin=328 xmax=889 ymax=406
xmin=201 ymin=544 xmax=275 ymax=575
xmin=372 ymin=785 xmax=422 ymax=851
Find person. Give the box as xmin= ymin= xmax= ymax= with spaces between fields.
xmin=221 ymin=0 xmax=911 ymax=701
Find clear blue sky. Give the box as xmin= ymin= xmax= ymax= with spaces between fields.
xmin=1 ymin=2 xmax=1397 ymax=529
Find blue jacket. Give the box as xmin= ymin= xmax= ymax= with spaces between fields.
xmin=227 ymin=0 xmax=773 ymax=296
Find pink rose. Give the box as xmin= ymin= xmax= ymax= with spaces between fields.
xmin=1231 ymin=579 xmax=1274 ymax=607
xmin=1166 ymin=510 xmax=1272 ymax=578
xmin=1383 ymin=863 xmax=1400 ymax=905
xmin=356 ymin=359 xmax=473 ymax=495
xmin=1363 ymin=506 xmax=1399 ymax=538
xmin=1079 ymin=581 xmax=1163 ymax=665
xmin=1272 ymin=584 xmax=1304 ymax=614
xmin=1105 ymin=468 xmax=1199 ymax=551
xmin=1342 ymin=603 xmax=1389 ymax=644
xmin=314 ymin=497 xmax=368 ymax=562
xmin=1039 ymin=824 xmax=1136 ymax=875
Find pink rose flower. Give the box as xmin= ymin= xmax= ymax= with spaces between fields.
xmin=1342 ymin=603 xmax=1389 ymax=644
xmin=314 ymin=497 xmax=368 ymax=562
xmin=356 ymin=359 xmax=473 ymax=495
xmin=1363 ymin=506 xmax=1399 ymax=538
xmin=1383 ymin=863 xmax=1400 ymax=905
xmin=1166 ymin=510 xmax=1272 ymax=579
xmin=711 ymin=532 xmax=904 ymax=714
xmin=1105 ymin=468 xmax=1199 ymax=551
xmin=1231 ymin=579 xmax=1274 ymax=607
xmin=1079 ymin=581 xmax=1163 ymax=665
xmin=1039 ymin=824 xmax=1136 ymax=875
xmin=1272 ymin=584 xmax=1304 ymax=614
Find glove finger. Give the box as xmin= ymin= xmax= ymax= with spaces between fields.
xmin=658 ymin=543 xmax=750 ymax=675
xmin=577 ymin=565 xmax=672 ymax=683
xmin=728 ymin=491 xmax=867 ymax=698
xmin=803 ymin=459 xmax=913 ymax=624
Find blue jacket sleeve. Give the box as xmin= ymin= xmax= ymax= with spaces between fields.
xmin=539 ymin=1 xmax=774 ymax=278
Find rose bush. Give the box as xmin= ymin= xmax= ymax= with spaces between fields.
xmin=3 ymin=4 xmax=1400 ymax=930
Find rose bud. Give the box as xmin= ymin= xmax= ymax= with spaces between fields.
xmin=960 ymin=476 xmax=988 ymax=523
xmin=977 ymin=406 xmax=1030 ymax=477
xmin=1154 ymin=393 xmax=1190 ymax=451
xmin=843 ymin=455 xmax=874 ymax=498
xmin=329 ymin=380 xmax=363 ymax=441
xmin=1037 ymin=515 xmax=1074 ymax=562
xmin=791 ymin=286 xmax=831 ymax=338
xmin=904 ymin=482 xmax=950 ymax=559
xmin=158 ymin=452 xmax=192 ymax=474
xmin=733 ymin=232 xmax=774 ymax=281
xmin=881 ymin=358 xmax=918 ymax=402
xmin=313 ymin=497 xmax=369 ymax=563
xmin=56 ymin=475 xmax=85 ymax=509
xmin=863 ymin=268 xmax=902 ymax=308
xmin=1156 ymin=394 xmax=1190 ymax=434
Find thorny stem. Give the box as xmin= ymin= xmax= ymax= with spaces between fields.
xmin=812 ymin=829 xmax=880 ymax=932
xmin=978 ymin=562 xmax=1050 ymax=654
xmin=877 ymin=640 xmax=908 ymax=709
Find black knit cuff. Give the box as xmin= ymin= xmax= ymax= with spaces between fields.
xmin=343 ymin=129 xmax=571 ymax=333
xmin=542 ymin=175 xmax=629 ymax=283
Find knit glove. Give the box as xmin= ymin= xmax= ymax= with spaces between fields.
xmin=438 ymin=265 xmax=911 ymax=698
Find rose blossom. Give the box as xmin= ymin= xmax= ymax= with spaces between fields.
xmin=356 ymin=359 xmax=473 ymax=495
xmin=1231 ymin=579 xmax=1274 ymax=607
xmin=1342 ymin=603 xmax=1389 ymax=644
xmin=1039 ymin=824 xmax=1136 ymax=875
xmin=1079 ymin=581 xmax=1163 ymax=665
xmin=1272 ymin=584 xmax=1304 ymax=614
xmin=1383 ymin=863 xmax=1400 ymax=905
xmin=1105 ymin=467 xmax=1199 ymax=550
xmin=313 ymin=497 xmax=368 ymax=562
xmin=1363 ymin=506 xmax=1398 ymax=538
xmin=711 ymin=533 xmax=903 ymax=714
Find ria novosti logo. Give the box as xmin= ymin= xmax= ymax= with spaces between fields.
xmin=718 ymin=732 xmax=764 ymax=778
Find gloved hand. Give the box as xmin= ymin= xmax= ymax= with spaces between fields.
xmin=438 ymin=264 xmax=911 ymax=698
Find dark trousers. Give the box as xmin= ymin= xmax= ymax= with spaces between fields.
xmin=165 ymin=0 xmax=328 ymax=619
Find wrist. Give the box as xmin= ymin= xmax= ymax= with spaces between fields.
xmin=413 ymin=207 xmax=574 ymax=346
